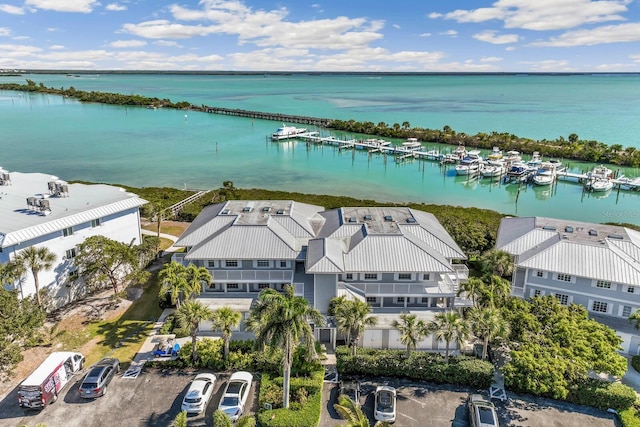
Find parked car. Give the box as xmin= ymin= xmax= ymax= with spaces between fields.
xmin=467 ymin=394 xmax=499 ymax=427
xmin=181 ymin=373 xmax=216 ymax=414
xmin=374 ymin=385 xmax=396 ymax=424
xmin=218 ymin=371 xmax=253 ymax=421
xmin=339 ymin=380 xmax=361 ymax=406
xmin=78 ymin=357 xmax=120 ymax=399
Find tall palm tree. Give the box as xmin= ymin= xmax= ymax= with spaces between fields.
xmin=0 ymin=261 xmax=27 ymax=298
xmin=479 ymin=249 xmax=514 ymax=278
xmin=392 ymin=313 xmax=429 ymax=358
xmin=184 ymin=263 xmax=212 ymax=299
xmin=469 ymin=307 xmax=510 ymax=361
xmin=456 ymin=277 xmax=484 ymax=308
xmin=211 ymin=306 xmax=241 ymax=360
xmin=247 ymin=285 xmax=324 ymax=408
xmin=333 ymin=394 xmax=369 ymax=427
xmin=175 ymin=299 xmax=214 ymax=362
xmin=15 ymin=246 xmax=57 ymax=308
xmin=478 ymin=275 xmax=511 ymax=309
xmin=334 ymin=299 xmax=377 ymax=356
xmin=429 ymin=310 xmax=470 ymax=363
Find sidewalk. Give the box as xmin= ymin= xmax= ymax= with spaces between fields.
xmin=622 ymin=356 xmax=640 ymax=394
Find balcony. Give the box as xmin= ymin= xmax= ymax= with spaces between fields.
xmin=210 ymin=270 xmax=294 ymax=283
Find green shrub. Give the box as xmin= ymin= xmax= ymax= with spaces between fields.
xmin=237 ymin=415 xmax=257 ymax=427
xmin=176 ymin=339 xmax=225 ymax=370
xmin=619 ymin=405 xmax=640 ymax=427
xmin=632 ymin=356 xmax=640 ymax=374
xmin=257 ymin=371 xmax=324 ymax=427
xmin=566 ymin=378 xmax=636 ymax=411
xmin=212 ymin=409 xmax=232 ymax=427
xmin=173 ymin=410 xmax=187 ymax=427
xmin=262 ymin=382 xmax=285 ymax=409
xmin=336 ymin=347 xmax=493 ymax=389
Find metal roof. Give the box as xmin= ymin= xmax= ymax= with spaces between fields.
xmin=306 ymin=239 xmax=344 ymax=273
xmin=402 ymin=223 xmax=466 ymax=260
xmin=0 ymin=171 xmax=146 ymax=248
xmin=499 ymin=228 xmax=557 ymax=256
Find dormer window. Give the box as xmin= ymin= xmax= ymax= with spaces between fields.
xmin=242 ymin=207 xmax=251 ymax=212
xmin=406 ymin=217 xmax=416 ymax=223
xmin=221 ymin=209 xmax=230 ymax=215
xmin=348 ymin=217 xmax=357 ymax=223
xmin=364 ymin=214 xmax=372 ymax=221
xmin=384 ymin=215 xmax=393 ymax=222
xmin=262 ymin=207 xmax=271 ymax=212
xmin=276 ymin=209 xmax=284 ymax=215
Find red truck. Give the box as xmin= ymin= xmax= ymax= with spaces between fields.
xmin=17 ymin=351 xmax=85 ymax=409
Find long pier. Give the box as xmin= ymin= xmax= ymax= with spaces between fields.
xmin=201 ymin=106 xmax=331 ymax=127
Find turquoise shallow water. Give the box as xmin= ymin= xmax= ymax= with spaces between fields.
xmin=1 ymin=74 xmax=639 ymax=225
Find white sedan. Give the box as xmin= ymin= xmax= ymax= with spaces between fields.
xmin=217 ymin=371 xmax=253 ymax=421
xmin=181 ymin=373 xmax=217 ymax=414
xmin=374 ymin=385 xmax=397 ymax=424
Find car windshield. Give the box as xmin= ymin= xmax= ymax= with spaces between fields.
xmin=478 ymin=406 xmax=496 ymax=424
xmin=81 ymin=382 xmax=98 ymax=389
xmin=377 ymin=392 xmax=394 ymax=412
xmin=221 ymin=396 xmax=239 ymax=406
xmin=185 ymin=397 xmax=202 ymax=404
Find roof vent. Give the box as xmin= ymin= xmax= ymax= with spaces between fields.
xmin=588 ymin=229 xmax=598 ymax=236
xmin=48 ymin=180 xmax=69 ymax=197
xmin=0 ymin=172 xmax=11 ymax=185
xmin=608 ymin=234 xmax=624 ymax=240
xmin=564 ymin=226 xmax=574 ymax=233
xmin=276 ymin=209 xmax=285 ymax=215
xmin=542 ymin=225 xmax=557 ymax=231
xmin=242 ymin=206 xmax=251 ymax=212
xmin=406 ymin=217 xmax=417 ymax=224
xmin=262 ymin=207 xmax=271 ymax=212
xmin=221 ymin=209 xmax=230 ymax=215
xmin=348 ymin=217 xmax=357 ymax=223
xmin=364 ymin=214 xmax=372 ymax=221
xmin=384 ymin=215 xmax=393 ymax=222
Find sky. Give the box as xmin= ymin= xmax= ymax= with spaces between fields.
xmin=1 ymin=0 xmax=640 ymax=72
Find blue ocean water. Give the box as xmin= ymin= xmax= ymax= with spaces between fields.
xmin=1 ymin=73 xmax=639 ymax=225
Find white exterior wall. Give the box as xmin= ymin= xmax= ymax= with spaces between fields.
xmin=7 ymin=207 xmax=142 ymax=307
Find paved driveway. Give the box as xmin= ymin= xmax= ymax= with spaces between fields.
xmin=321 ymin=377 xmax=618 ymax=427
xmin=0 ymin=368 xmax=258 ymax=427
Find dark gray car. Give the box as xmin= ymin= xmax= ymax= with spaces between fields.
xmin=78 ymin=358 xmax=120 ymax=399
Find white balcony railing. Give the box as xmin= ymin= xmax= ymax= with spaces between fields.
xmin=210 ymin=269 xmax=294 ymax=283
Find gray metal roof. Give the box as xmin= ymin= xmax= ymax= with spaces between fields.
xmin=498 ymin=216 xmax=640 ymax=286
xmin=306 ymin=238 xmax=344 ymax=273
xmin=0 ymin=171 xmax=146 ymax=248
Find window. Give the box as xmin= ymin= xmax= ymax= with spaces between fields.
xmin=398 ymin=273 xmax=412 ymax=280
xmin=91 ymin=218 xmax=101 ymax=228
xmin=628 ymin=286 xmax=636 ymax=294
xmin=280 ymin=261 xmax=288 ymax=268
xmin=596 ymin=280 xmax=612 ymax=289
xmin=68 ymin=270 xmax=79 ymax=280
xmin=536 ymin=271 xmax=544 ymax=277
xmin=623 ymin=306 xmax=633 ymax=317
xmin=207 ymin=260 xmax=216 ymax=268
xmin=555 ymin=293 xmax=569 ymax=305
xmin=557 ymin=274 xmax=572 ymax=282
xmin=208 ymin=283 xmax=216 ymax=290
xmin=396 ymin=297 xmax=405 ymax=303
xmin=227 ymin=283 xmax=239 ymax=290
xmin=592 ymin=301 xmax=608 ymax=313
xmin=225 ymin=260 xmax=238 ymax=268
xmin=345 ymin=273 xmax=353 ymax=280
xmin=364 ymin=273 xmax=378 ymax=280
xmin=423 ymin=273 xmax=430 ymax=281
xmin=62 ymin=227 xmax=73 ymax=237
xmin=366 ymin=297 xmax=376 ymax=303
xmin=421 ymin=297 xmax=429 ymax=303
xmin=533 ymin=289 xmax=542 ymax=297
xmin=256 ymin=260 xmax=270 ymax=268
xmin=65 ymin=248 xmax=77 ymax=259
xmin=258 ymin=283 xmax=270 ymax=289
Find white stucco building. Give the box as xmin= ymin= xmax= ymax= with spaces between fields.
xmin=0 ymin=168 xmax=147 ymax=308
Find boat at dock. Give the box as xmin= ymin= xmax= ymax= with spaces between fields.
xmin=588 ymin=164 xmax=614 ymax=180
xmin=618 ymin=176 xmax=640 ymax=191
xmin=481 ymin=164 xmax=505 ymax=177
xmin=487 ymin=147 xmax=503 ymax=162
xmin=441 ymin=144 xmax=467 ymax=164
xmin=586 ymin=177 xmax=614 ymax=192
xmin=271 ymin=124 xmax=308 ymax=140
xmin=505 ymin=163 xmax=531 ymax=183
xmin=531 ymin=160 xmax=562 ymax=186
xmin=401 ymin=138 xmax=422 ymax=150
xmin=455 ymin=150 xmax=483 ymax=176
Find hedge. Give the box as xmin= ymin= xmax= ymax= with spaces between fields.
xmin=632 ymin=356 xmax=640 ymax=374
xmin=566 ymin=378 xmax=637 ymax=412
xmin=619 ymin=406 xmax=640 ymax=427
xmin=335 ymin=346 xmax=493 ymax=389
xmin=257 ymin=370 xmax=324 ymax=427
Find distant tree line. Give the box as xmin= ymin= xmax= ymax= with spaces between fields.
xmin=2 ymin=80 xmax=638 ymax=167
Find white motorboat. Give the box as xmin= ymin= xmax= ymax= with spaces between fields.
xmin=481 ymin=164 xmax=505 ymax=177
xmin=487 ymin=147 xmax=503 ymax=162
xmin=401 ymin=138 xmax=422 ymax=150
xmin=587 ymin=178 xmax=614 ymax=192
xmin=532 ymin=161 xmax=562 ymax=186
xmin=271 ymin=124 xmax=308 ymax=140
xmin=589 ymin=164 xmax=613 ymax=180
xmin=455 ymin=150 xmax=482 ymax=176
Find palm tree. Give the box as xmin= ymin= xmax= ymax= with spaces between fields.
xmin=334 ymin=299 xmax=377 ymax=356
xmin=478 ymin=275 xmax=511 ymax=309
xmin=158 ymin=261 xmax=188 ymax=308
xmin=429 ymin=311 xmax=470 ymax=363
xmin=333 ymin=394 xmax=369 ymax=427
xmin=247 ymin=285 xmax=324 ymax=408
xmin=469 ymin=307 xmax=510 ymax=361
xmin=456 ymin=277 xmax=484 ymax=308
xmin=175 ymin=299 xmax=214 ymax=362
xmin=479 ymin=249 xmax=514 ymax=278
xmin=15 ymin=246 xmax=57 ymax=308
xmin=211 ymin=306 xmax=241 ymax=360
xmin=184 ymin=263 xmax=212 ymax=299
xmin=392 ymin=313 xmax=429 ymax=358
xmin=0 ymin=261 xmax=27 ymax=298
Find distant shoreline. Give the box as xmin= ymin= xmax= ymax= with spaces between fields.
xmin=3 ymin=70 xmax=640 ymax=77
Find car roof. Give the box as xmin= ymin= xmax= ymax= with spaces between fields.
xmin=229 ymin=371 xmax=253 ymax=383
xmin=188 ymin=374 xmax=215 ymax=394
xmin=94 ymin=358 xmax=118 ymax=367
xmin=375 ymin=385 xmax=396 ymax=393
xmin=469 ymin=394 xmax=493 ymax=406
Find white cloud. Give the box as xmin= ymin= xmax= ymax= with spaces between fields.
xmin=595 ymin=62 xmax=637 ymax=69
xmin=480 ymin=56 xmax=503 ymax=62
xmin=505 ymin=46 xmax=516 ymax=51
xmin=631 ymin=54 xmax=640 ymax=62
xmin=110 ymin=39 xmax=148 ymax=48
xmin=473 ymin=31 xmax=518 ymax=44
xmin=520 ymin=59 xmax=572 ymax=71
xmin=440 ymin=30 xmax=457 ymax=37
xmin=121 ymin=20 xmax=219 ymax=39
xmin=428 ymin=12 xmax=442 ymax=18
xmin=49 ymin=44 xmax=64 ymax=49
xmin=440 ymin=0 xmax=630 ymax=31
xmin=13 ymin=36 xmax=30 ymax=40
xmin=25 ymin=0 xmax=99 ymax=13
xmin=0 ymin=4 xmax=26 ymax=14
xmin=0 ymin=27 xmax=10 ymax=36
xmin=419 ymin=33 xmax=431 ymax=37
xmin=530 ymin=23 xmax=640 ymax=47
xmin=105 ymin=3 xmax=127 ymax=12
xmin=154 ymin=40 xmax=182 ymax=48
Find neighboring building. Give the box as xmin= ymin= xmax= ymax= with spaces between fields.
xmin=173 ymin=200 xmax=469 ymax=350
xmin=496 ymin=216 xmax=640 ymax=353
xmin=0 ymin=168 xmax=147 ymax=308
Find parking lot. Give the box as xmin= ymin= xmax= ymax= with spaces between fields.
xmin=0 ymin=368 xmax=258 ymax=427
xmin=320 ymin=377 xmax=619 ymax=427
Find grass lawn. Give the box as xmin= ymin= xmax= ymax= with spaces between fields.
xmin=141 ymin=222 xmax=189 ymax=237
